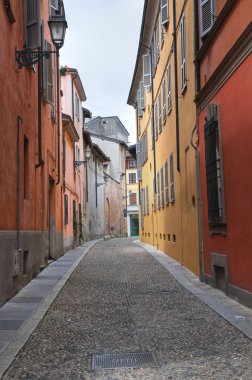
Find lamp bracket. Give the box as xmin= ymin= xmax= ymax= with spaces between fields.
xmin=74 ymin=161 xmax=86 ymax=168
xmin=16 ymin=49 xmax=57 ymax=69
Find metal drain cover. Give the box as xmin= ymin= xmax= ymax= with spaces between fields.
xmin=91 ymin=352 xmax=159 ymax=370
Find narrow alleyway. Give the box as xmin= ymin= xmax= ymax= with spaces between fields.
xmin=3 ymin=239 xmax=252 ymax=380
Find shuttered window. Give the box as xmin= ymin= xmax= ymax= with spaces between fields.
xmin=143 ymin=54 xmax=151 ymax=87
xmin=50 ymin=0 xmax=59 ymax=15
xmin=129 ymin=193 xmax=137 ymax=205
xmin=156 ymin=21 xmax=160 ymax=63
xmin=43 ymin=40 xmax=54 ymax=105
xmin=161 ymin=0 xmax=169 ymax=26
xmin=140 ymin=189 xmax=144 ymax=229
xmin=129 ymin=173 xmax=136 ymax=184
xmin=162 ymin=78 xmax=166 ymax=123
xmin=200 ymin=0 xmax=215 ymax=37
xmin=165 ymin=160 xmax=169 ymax=205
xmin=24 ymin=0 xmax=41 ymax=49
xmin=140 ymin=81 xmax=145 ymax=110
xmin=136 ymin=142 xmax=142 ymax=181
xmin=180 ymin=14 xmax=186 ymax=92
xmin=137 ymin=89 xmax=142 ymax=118
xmin=143 ymin=188 xmax=146 ymax=216
xmin=204 ymin=117 xmax=224 ymax=223
xmin=146 ymin=186 xmax=149 ymax=215
xmin=157 ymin=171 xmax=161 ymax=209
xmin=151 ymin=112 xmax=155 ymax=150
xmin=170 ymin=153 xmax=175 ymax=202
xmin=64 ymin=194 xmax=68 ymax=225
xmin=153 ymin=177 xmax=157 ymax=212
xmin=160 ymin=166 xmax=164 ymax=208
xmin=151 ymin=38 xmax=155 ymax=76
xmin=167 ymin=63 xmax=172 ymax=113
xmin=158 ymin=92 xmax=162 ymax=133
xmin=155 ymin=102 xmax=158 ymax=140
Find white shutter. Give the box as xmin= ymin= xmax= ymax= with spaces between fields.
xmin=181 ymin=15 xmax=186 ymax=91
xmin=143 ymin=54 xmax=151 ymax=87
xmin=200 ymin=0 xmax=215 ymax=37
xmin=140 ymin=81 xmax=145 ymax=110
xmin=156 ymin=21 xmax=160 ymax=62
xmin=170 ymin=153 xmax=175 ymax=202
xmin=24 ymin=0 xmax=41 ymax=49
xmin=161 ymin=166 xmax=164 ymax=208
xmin=167 ymin=63 xmax=172 ymax=113
xmin=137 ymin=89 xmax=142 ymax=117
xmin=162 ymin=79 xmax=166 ymax=122
xmin=50 ymin=0 xmax=59 ymax=15
xmin=151 ymin=112 xmax=155 ymax=149
xmin=158 ymin=92 xmax=162 ymax=133
xmin=161 ymin=0 xmax=169 ymax=26
xmin=136 ymin=142 xmax=142 ymax=181
xmin=165 ymin=160 xmax=169 ymax=204
xmin=155 ymin=102 xmax=158 ymax=139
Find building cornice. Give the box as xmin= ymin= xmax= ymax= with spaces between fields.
xmin=197 ymin=0 xmax=236 ymax=61
xmin=62 ymin=113 xmax=79 ymax=143
xmin=196 ymin=22 xmax=252 ymax=111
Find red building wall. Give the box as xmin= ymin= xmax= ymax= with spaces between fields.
xmin=198 ymin=0 xmax=252 ymax=305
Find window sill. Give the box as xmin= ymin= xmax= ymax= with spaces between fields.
xmin=209 ymin=222 xmax=227 ymax=236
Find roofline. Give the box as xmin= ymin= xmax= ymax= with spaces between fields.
xmin=127 ymin=0 xmax=148 ymax=107
xmin=86 ymin=116 xmax=130 ymax=136
xmin=88 ymin=132 xmax=128 ymax=149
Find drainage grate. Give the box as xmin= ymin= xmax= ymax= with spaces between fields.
xmin=91 ymin=352 xmax=159 ymax=370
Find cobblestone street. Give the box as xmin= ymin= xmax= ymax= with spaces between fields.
xmin=3 ymin=239 xmax=252 ymax=379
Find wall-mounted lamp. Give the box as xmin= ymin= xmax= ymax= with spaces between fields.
xmin=16 ymin=8 xmax=68 ymax=68
xmin=75 ymin=146 xmax=91 ymax=168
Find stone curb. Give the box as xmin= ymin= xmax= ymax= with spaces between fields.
xmin=0 ymin=239 xmax=100 ymax=379
xmin=133 ymin=240 xmax=252 ymax=341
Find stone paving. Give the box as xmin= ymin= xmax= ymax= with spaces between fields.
xmin=3 ymin=238 xmax=252 ymax=379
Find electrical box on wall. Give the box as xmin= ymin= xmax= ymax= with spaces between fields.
xmin=13 ymin=250 xmax=20 ymax=277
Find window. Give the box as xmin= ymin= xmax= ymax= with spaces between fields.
xmin=24 ymin=136 xmax=29 ymax=199
xmin=75 ymin=93 xmax=80 ymax=119
xmin=158 ymin=92 xmax=162 ymax=133
xmin=170 ymin=153 xmax=175 ymax=202
xmin=167 ymin=63 xmax=172 ymax=113
xmin=160 ymin=166 xmax=164 ymax=208
xmin=161 ymin=0 xmax=169 ymax=26
xmin=155 ymin=102 xmax=158 ymax=140
xmin=129 ymin=193 xmax=137 ymax=205
xmin=73 ymin=200 xmax=76 ymax=225
xmin=129 ymin=173 xmax=136 ymax=184
xmin=165 ymin=160 xmax=169 ymax=205
xmin=24 ymin=0 xmax=40 ymax=49
xmin=64 ymin=194 xmax=68 ymax=224
xmin=143 ymin=188 xmax=146 ymax=216
xmin=146 ymin=186 xmax=149 ymax=215
xmin=200 ymin=0 xmax=215 ymax=37
xmin=128 ymin=160 xmax=136 ymax=168
xmin=162 ymin=78 xmax=166 ymax=123
xmin=136 ymin=142 xmax=142 ymax=181
xmin=49 ymin=0 xmax=59 ymax=15
xmin=180 ymin=14 xmax=186 ymax=92
xmin=75 ymin=145 xmax=80 ymax=162
xmin=204 ymin=104 xmax=225 ymax=224
xmin=140 ymin=81 xmax=145 ymax=110
xmin=157 ymin=171 xmax=161 ymax=209
xmin=137 ymin=88 xmax=142 ymax=118
xmin=140 ymin=189 xmax=144 ymax=229
xmin=43 ymin=40 xmax=54 ymax=105
xmin=143 ymin=54 xmax=151 ymax=87
xmin=153 ymin=177 xmax=157 ymax=212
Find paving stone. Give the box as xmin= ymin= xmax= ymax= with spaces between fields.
xmin=3 ymin=238 xmax=252 ymax=379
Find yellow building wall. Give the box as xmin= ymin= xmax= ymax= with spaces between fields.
xmin=137 ymin=0 xmax=199 ymax=275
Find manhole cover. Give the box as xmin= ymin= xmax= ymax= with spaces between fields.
xmin=91 ymin=352 xmax=159 ymax=370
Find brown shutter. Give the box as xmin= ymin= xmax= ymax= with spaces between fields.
xmin=24 ymin=0 xmax=41 ymax=49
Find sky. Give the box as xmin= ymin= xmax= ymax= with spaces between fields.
xmin=60 ymin=0 xmax=144 ymax=144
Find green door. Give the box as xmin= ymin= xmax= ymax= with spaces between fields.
xmin=130 ymin=216 xmax=139 ymax=236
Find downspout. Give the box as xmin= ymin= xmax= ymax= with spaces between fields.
xmin=56 ymin=48 xmax=61 ymax=185
xmin=35 ymin=47 xmax=43 ymax=169
xmin=172 ymin=0 xmax=180 ymax=172
xmin=17 ymin=115 xmax=22 ymax=250
xmin=192 ymin=0 xmax=204 ymax=282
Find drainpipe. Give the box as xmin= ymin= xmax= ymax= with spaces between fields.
xmin=17 ymin=116 xmax=22 ymax=250
xmin=56 ymin=48 xmax=61 ymax=185
xmin=172 ymin=0 xmax=180 ymax=172
xmin=191 ymin=0 xmax=204 ymax=282
xmin=35 ymin=47 xmax=43 ymax=169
